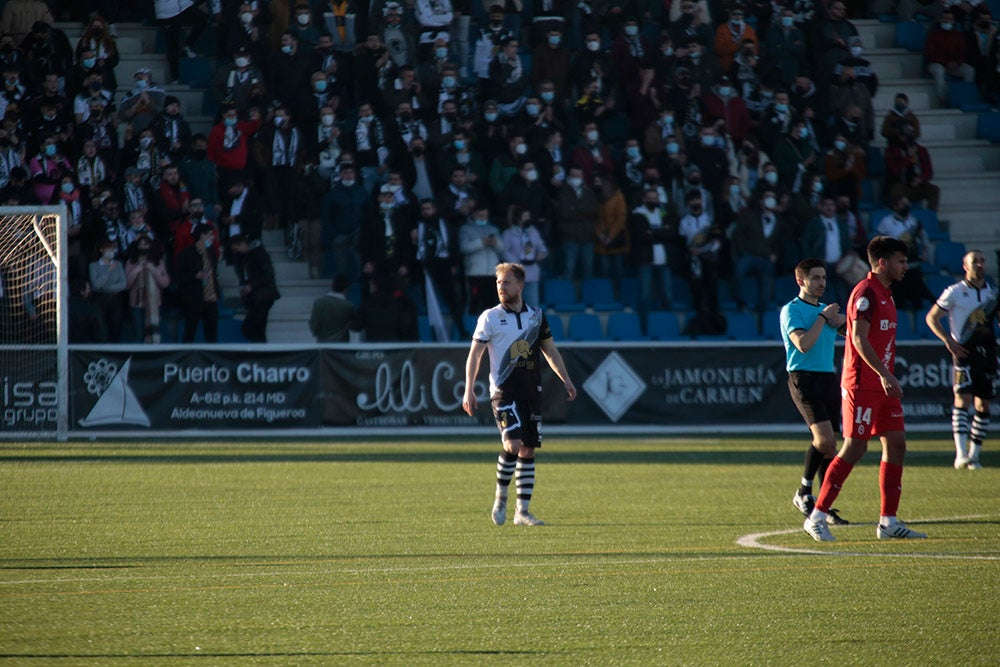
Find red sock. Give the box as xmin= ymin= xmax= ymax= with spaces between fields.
xmin=815 ymin=456 xmax=854 ymax=513
xmin=879 ymin=461 xmax=904 ymax=518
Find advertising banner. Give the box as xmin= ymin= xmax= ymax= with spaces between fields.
xmin=69 ymin=348 xmax=321 ymax=431
xmin=66 ymin=341 xmax=973 ymax=435
xmin=1 ymin=347 xmax=58 ymax=433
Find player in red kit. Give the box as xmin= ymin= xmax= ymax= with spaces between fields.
xmin=803 ymin=236 xmax=928 ymax=541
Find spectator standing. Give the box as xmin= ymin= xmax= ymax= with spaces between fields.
xmin=309 ymin=273 xmax=358 ymax=342
xmin=459 ymin=204 xmax=504 ymax=315
xmin=321 ymin=163 xmax=368 ymax=280
xmin=153 ymin=0 xmax=210 ymax=84
xmin=801 ymin=196 xmax=852 ymax=307
xmin=124 ymin=236 xmax=170 ymax=343
xmin=415 ymin=198 xmax=466 ymax=337
xmin=88 ymin=237 xmax=127 ymax=342
xmin=207 ymin=104 xmax=262 ymax=196
xmin=713 ymin=5 xmax=757 ymax=72
xmin=230 ymin=235 xmax=280 ymax=342
xmin=176 ymin=224 xmax=220 ymax=343
xmin=630 ymin=187 xmax=676 ymax=313
xmin=554 ymin=166 xmax=597 ymax=282
xmin=594 ymin=176 xmax=629 ymax=283
xmin=731 ymin=189 xmax=786 ymax=312
xmin=501 ymin=205 xmax=547 ymax=308
xmin=678 ymin=188 xmax=721 ymax=315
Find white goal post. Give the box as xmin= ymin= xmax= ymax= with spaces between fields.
xmin=0 ymin=205 xmax=68 ymax=440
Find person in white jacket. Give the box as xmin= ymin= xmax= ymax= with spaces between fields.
xmin=459 ymin=204 xmax=505 ymax=315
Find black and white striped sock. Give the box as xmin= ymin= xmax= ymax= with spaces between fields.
xmin=515 ymin=457 xmax=535 ymax=513
xmin=496 ymin=450 xmax=517 ymax=497
xmin=952 ymin=405 xmax=971 ymax=456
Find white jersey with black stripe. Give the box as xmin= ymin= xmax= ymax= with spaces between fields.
xmin=472 ymin=302 xmax=552 ymax=401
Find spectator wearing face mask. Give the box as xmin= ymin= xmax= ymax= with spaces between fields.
xmin=176 ymin=224 xmax=221 ymax=343
xmin=703 ymin=74 xmax=750 ymax=144
xmin=572 ymin=31 xmax=617 ymax=99
xmin=459 ymin=204 xmax=505 ymax=314
xmin=763 ymin=6 xmax=807 ymax=87
xmin=773 ymin=119 xmax=818 ymax=192
xmin=731 ymin=189 xmax=787 ymax=313
xmin=612 ymin=17 xmax=651 ymax=91
xmin=571 ymin=122 xmax=616 ymax=185
xmin=531 ymin=28 xmax=571 ymax=100
xmin=884 ymin=126 xmax=939 ymax=211
xmin=554 ymin=166 xmax=598 ymax=281
xmin=497 ymin=158 xmax=551 ymax=232
xmin=925 ymin=9 xmax=975 ymax=105
xmin=880 ymin=92 xmax=921 ymax=148
xmin=714 ymin=6 xmax=757 ymax=72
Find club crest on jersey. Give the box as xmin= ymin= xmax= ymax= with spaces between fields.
xmin=509 ymin=339 xmax=531 ymax=359
xmin=856 ymin=295 xmax=870 ymax=312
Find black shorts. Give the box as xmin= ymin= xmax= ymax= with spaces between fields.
xmin=953 ymin=351 xmax=998 ymax=400
xmin=491 ymin=398 xmax=542 ymax=448
xmin=788 ymin=371 xmax=840 ymax=427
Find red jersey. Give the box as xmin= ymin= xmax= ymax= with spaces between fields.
xmin=842 ymin=271 xmax=897 ymax=391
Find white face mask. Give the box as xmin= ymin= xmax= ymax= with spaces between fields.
xmin=474 ymin=217 xmax=488 ymax=226
xmin=204 ymin=238 xmax=213 ymax=248
xmin=340 ymin=178 xmax=355 ymax=187
xmin=321 ymin=113 xmax=334 ymax=125
xmin=525 ymin=169 xmax=538 ymax=182
xmin=241 ymin=12 xmax=253 ymax=24
xmin=296 ymin=13 xmax=310 ymax=26
xmin=834 ymin=140 xmax=847 ymax=151
xmin=586 ymin=130 xmax=599 ymax=142
xmin=624 ymin=25 xmax=638 ymax=37
xmin=850 ymin=46 xmax=862 ymax=57
xmin=567 ymin=176 xmax=583 ymax=188
xmin=764 ymin=172 xmax=778 ymax=185
xmin=586 ymin=40 xmax=600 ymax=51
xmin=514 ymin=143 xmax=527 ymax=155
xmin=763 ymin=197 xmax=777 ymax=210
xmin=235 ymin=56 xmax=250 ymax=68
xmin=102 ymin=250 xmax=115 ymax=260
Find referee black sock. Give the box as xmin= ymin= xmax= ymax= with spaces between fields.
xmin=800 ymin=444 xmax=826 ymax=496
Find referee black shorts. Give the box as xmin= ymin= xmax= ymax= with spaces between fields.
xmin=788 ymin=371 xmax=840 ymax=428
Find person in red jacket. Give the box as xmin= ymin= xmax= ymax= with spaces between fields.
xmin=206 ymin=103 xmax=262 ymax=202
xmin=151 ymin=164 xmax=190 ymax=243
xmin=925 ymin=9 xmax=975 ymax=104
xmin=884 ymin=124 xmax=940 ymax=211
xmin=703 ymin=74 xmax=751 ymax=144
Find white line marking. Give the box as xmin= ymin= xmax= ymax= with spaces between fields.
xmin=737 ymin=514 xmax=1000 ymax=559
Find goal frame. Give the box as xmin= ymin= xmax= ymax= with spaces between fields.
xmin=0 ymin=205 xmax=68 ymax=441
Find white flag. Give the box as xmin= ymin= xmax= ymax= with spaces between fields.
xmin=424 ymin=272 xmax=450 ymax=342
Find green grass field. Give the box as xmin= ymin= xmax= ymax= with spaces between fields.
xmin=1 ymin=436 xmax=997 ymax=666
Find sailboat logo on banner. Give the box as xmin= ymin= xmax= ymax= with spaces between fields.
xmin=78 ymin=357 xmax=151 ymax=427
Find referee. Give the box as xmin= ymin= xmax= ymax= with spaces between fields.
xmin=779 ymin=258 xmax=850 ymax=525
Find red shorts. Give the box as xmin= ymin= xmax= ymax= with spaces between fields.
xmin=841 ymin=388 xmax=904 ymax=439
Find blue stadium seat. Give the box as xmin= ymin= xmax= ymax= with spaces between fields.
xmin=567 ymin=313 xmax=605 ymax=341
xmin=607 ymin=312 xmax=648 ymax=341
xmin=895 ymin=312 xmax=919 ymax=340
xmin=977 ymin=111 xmax=1000 ymax=143
xmin=866 ymin=145 xmax=886 ymax=178
xmin=859 ymin=179 xmax=879 ymax=210
xmin=925 ymin=273 xmax=954 ymax=301
xmin=179 ymin=57 xmax=213 ymax=87
xmin=934 ymin=241 xmax=967 ymax=274
xmin=895 ymin=21 xmax=928 ymax=52
xmin=647 ymin=310 xmax=682 ymax=340
xmin=761 ymin=309 xmax=783 ymax=340
xmin=867 ymin=207 xmax=892 ymax=236
xmin=543 ymin=278 xmax=584 ymax=312
xmin=671 ymin=278 xmax=692 ymax=309
xmin=726 ymin=311 xmax=762 ymax=340
xmin=948 ymin=82 xmax=989 ymax=112
xmin=581 ymin=277 xmax=622 ymax=311
xmin=619 ymin=276 xmax=641 ymax=309
xmin=911 ymin=208 xmax=947 ymax=242
xmin=545 ymin=313 xmax=566 ymax=340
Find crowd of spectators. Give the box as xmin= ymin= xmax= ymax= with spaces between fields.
xmin=0 ymin=0 xmax=971 ymax=344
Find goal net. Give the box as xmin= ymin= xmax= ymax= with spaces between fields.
xmin=0 ymin=206 xmax=67 ymax=440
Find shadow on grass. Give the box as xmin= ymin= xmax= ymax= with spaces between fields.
xmin=0 ymin=449 xmax=965 ymax=468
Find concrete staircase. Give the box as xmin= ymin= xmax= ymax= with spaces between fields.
xmin=55 ymin=21 xmax=214 ymax=136
xmin=859 ymin=19 xmax=1000 ymax=275
xmin=217 ymin=228 xmax=328 ymax=344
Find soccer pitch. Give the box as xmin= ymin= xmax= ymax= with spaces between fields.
xmin=1 ymin=437 xmax=997 ymax=665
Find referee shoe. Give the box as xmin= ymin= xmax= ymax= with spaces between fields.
xmin=792 ymin=492 xmax=815 ymax=517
